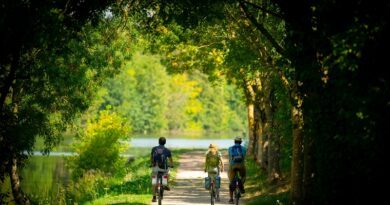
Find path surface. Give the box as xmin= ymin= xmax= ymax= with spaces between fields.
xmin=151 ymin=150 xmax=246 ymax=205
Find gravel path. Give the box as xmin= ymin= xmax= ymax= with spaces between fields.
xmin=151 ymin=150 xmax=246 ymax=205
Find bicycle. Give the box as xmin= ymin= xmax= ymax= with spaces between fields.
xmin=153 ymin=167 xmax=171 ymax=205
xmin=209 ymin=176 xmax=216 ymax=205
xmin=231 ymin=170 xmax=242 ymax=205
xmin=207 ymin=168 xmax=220 ymax=205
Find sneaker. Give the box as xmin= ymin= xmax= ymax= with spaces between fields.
xmin=164 ymin=186 xmax=170 ymax=191
xmin=152 ymin=196 xmax=157 ymax=202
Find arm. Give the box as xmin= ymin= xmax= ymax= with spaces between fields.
xmin=228 ymin=147 xmax=232 ymax=164
xmin=169 ymin=157 xmax=174 ymax=167
xmin=204 ymin=154 xmax=209 ymax=172
xmin=167 ymin=149 xmax=173 ymax=167
xmin=219 ymin=152 xmax=224 ymax=172
xmin=150 ymin=148 xmax=154 ymax=167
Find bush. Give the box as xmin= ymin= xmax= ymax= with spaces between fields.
xmin=70 ymin=109 xmax=130 ymax=179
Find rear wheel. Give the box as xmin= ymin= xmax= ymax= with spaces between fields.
xmin=234 ymin=188 xmax=240 ymax=205
xmin=158 ymin=177 xmax=164 ymax=205
xmin=210 ymin=181 xmax=215 ymax=205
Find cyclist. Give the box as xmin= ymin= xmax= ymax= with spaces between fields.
xmin=150 ymin=137 xmax=173 ymax=202
xmin=204 ymin=143 xmax=224 ymax=201
xmin=228 ymin=136 xmax=246 ymax=204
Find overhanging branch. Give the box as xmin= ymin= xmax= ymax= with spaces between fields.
xmin=239 ymin=1 xmax=285 ymax=56
xmin=242 ymin=0 xmax=284 ymax=19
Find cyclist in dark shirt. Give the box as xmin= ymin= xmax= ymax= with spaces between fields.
xmin=150 ymin=137 xmax=173 ymax=202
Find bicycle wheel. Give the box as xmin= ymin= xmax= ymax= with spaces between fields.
xmin=234 ymin=187 xmax=240 ymax=205
xmin=158 ymin=176 xmax=163 ymax=205
xmin=210 ymin=184 xmax=215 ymax=205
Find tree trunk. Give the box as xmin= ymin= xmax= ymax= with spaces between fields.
xmin=267 ymin=118 xmax=282 ymax=182
xmin=263 ymin=78 xmax=281 ymax=182
xmin=246 ymin=102 xmax=255 ymax=156
xmin=9 ymin=154 xmax=30 ymax=205
xmin=289 ymin=101 xmax=304 ymax=205
xmin=243 ymin=81 xmax=257 ymax=156
xmin=303 ymin=132 xmax=315 ymax=205
xmin=0 ymin=53 xmax=19 ymax=111
xmin=254 ymin=103 xmax=263 ymax=164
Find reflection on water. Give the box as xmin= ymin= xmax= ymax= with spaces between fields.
xmin=1 ymin=156 xmax=70 ymax=204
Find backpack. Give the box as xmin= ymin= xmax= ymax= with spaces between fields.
xmin=231 ymin=146 xmax=243 ymax=163
xmin=153 ymin=147 xmax=167 ymax=169
xmin=206 ymin=151 xmax=220 ymax=167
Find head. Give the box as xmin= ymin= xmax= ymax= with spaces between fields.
xmin=208 ymin=143 xmax=218 ymax=154
xmin=159 ymin=137 xmax=166 ymax=145
xmin=234 ymin=136 xmax=242 ymax=144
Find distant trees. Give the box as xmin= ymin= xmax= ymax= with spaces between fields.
xmin=101 ymin=50 xmax=247 ymax=134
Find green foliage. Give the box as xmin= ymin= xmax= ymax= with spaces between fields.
xmin=66 ymin=170 xmax=110 ymax=203
xmin=101 ymin=48 xmax=247 ymax=134
xmin=71 ymin=109 xmax=130 ymax=178
xmin=166 ymin=73 xmax=203 ymax=131
xmin=0 ymin=5 xmax=125 ymax=200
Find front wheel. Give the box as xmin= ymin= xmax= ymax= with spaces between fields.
xmin=158 ymin=178 xmax=164 ymax=205
xmin=158 ymin=189 xmax=163 ymax=205
xmin=234 ymin=189 xmax=240 ymax=205
xmin=210 ymin=183 xmax=215 ymax=205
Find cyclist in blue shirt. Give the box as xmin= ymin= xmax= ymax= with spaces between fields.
xmin=228 ymin=136 xmax=246 ymax=204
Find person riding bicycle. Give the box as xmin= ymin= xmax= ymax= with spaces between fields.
xmin=204 ymin=143 xmax=224 ymax=201
xmin=228 ymin=136 xmax=246 ymax=204
xmin=150 ymin=137 xmax=173 ymax=202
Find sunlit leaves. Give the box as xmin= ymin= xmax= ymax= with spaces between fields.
xmin=72 ymin=109 xmax=130 ymax=178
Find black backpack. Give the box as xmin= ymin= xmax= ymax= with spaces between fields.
xmin=153 ymin=147 xmax=167 ymax=169
xmin=231 ymin=146 xmax=243 ymax=163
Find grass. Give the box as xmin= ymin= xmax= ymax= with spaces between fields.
xmin=80 ymin=148 xmax=198 ymax=204
xmin=244 ymin=156 xmax=290 ymax=205
xmin=85 ymin=194 xmax=150 ymax=205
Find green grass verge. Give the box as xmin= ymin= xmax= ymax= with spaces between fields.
xmin=244 ymin=156 xmax=290 ymax=205
xmin=82 ymin=148 xmax=199 ymax=204
xmin=85 ymin=194 xmax=150 ymax=205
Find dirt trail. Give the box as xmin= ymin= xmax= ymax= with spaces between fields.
xmin=151 ymin=150 xmax=246 ymax=205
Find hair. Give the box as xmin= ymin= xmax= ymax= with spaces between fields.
xmin=159 ymin=137 xmax=166 ymax=145
xmin=234 ymin=137 xmax=242 ymax=144
xmin=208 ymin=145 xmax=218 ymax=155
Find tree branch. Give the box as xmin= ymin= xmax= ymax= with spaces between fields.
xmin=242 ymin=0 xmax=284 ymax=19
xmin=239 ymin=1 xmax=285 ymax=56
xmin=0 ymin=54 xmax=19 ymax=111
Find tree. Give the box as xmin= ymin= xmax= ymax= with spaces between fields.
xmin=0 ymin=1 xmax=120 ymax=203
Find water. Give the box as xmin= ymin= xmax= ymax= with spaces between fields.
xmin=128 ymin=138 xmax=243 ymax=149
xmin=28 ymin=138 xmax=245 ymax=157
